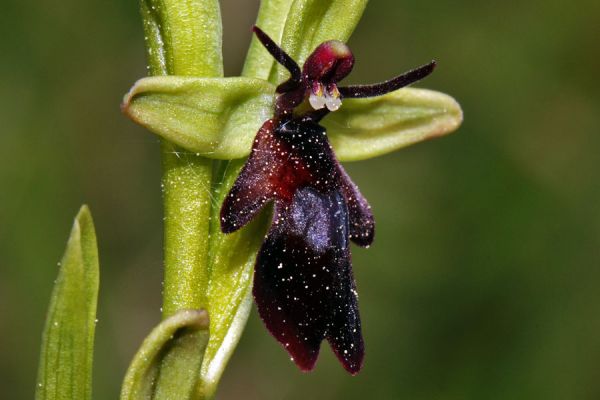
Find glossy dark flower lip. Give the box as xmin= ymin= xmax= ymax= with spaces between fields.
xmin=220 ymin=26 xmax=435 ymax=374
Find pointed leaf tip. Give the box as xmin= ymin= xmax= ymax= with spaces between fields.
xmin=36 ymin=205 xmax=99 ymax=400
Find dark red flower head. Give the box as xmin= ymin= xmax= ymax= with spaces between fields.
xmin=302 ymin=40 xmax=354 ymax=111
xmin=303 ymin=40 xmax=354 ymax=83
xmin=220 ymin=26 xmax=435 ymax=374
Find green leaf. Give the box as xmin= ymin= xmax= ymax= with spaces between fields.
xmin=196 ymin=160 xmax=270 ymax=398
xmin=36 ymin=206 xmax=99 ymax=400
xmin=269 ymin=0 xmax=368 ymax=84
xmin=242 ymin=0 xmax=295 ymax=80
xmin=140 ymin=0 xmax=223 ymax=76
xmin=324 ymin=88 xmax=463 ymax=161
xmin=122 ymin=76 xmax=275 ymax=159
xmin=120 ymin=309 xmax=210 ymax=400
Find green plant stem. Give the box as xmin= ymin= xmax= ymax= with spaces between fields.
xmin=161 ymin=152 xmax=213 ymax=316
xmin=140 ymin=0 xmax=223 ymax=317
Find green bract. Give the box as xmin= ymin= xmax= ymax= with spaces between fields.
xmin=200 ymin=161 xmax=270 ymax=394
xmin=36 ymin=206 xmax=99 ymax=400
xmin=121 ymin=309 xmax=210 ymax=400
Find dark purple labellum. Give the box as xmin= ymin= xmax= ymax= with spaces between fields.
xmin=220 ymin=26 xmax=435 ymax=374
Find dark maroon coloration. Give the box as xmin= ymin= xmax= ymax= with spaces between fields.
xmin=302 ymin=41 xmax=354 ymax=86
xmin=220 ymin=26 xmax=435 ymax=374
xmin=222 ymin=118 xmax=372 ymax=373
xmin=338 ymin=61 xmax=436 ymax=99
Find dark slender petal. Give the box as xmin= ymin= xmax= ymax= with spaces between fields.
xmin=220 ymin=120 xmax=279 ymax=233
xmin=253 ymin=188 xmax=364 ymax=374
xmin=338 ymin=60 xmax=436 ymax=98
xmin=252 ymin=26 xmax=301 ymax=85
xmin=276 ymin=79 xmax=302 ymax=94
xmin=336 ymin=164 xmax=375 ymax=247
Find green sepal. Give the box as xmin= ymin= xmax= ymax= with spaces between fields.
xmin=325 ymin=88 xmax=463 ymax=161
xmin=125 ymin=77 xmax=461 ymax=161
xmin=35 ymin=206 xmax=99 ymax=400
xmin=120 ymin=309 xmax=210 ymax=400
xmin=122 ymin=76 xmax=275 ymax=159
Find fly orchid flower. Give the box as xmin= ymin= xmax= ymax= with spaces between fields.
xmin=220 ymin=26 xmax=436 ymax=374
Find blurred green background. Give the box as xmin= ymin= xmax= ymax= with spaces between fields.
xmin=1 ymin=0 xmax=599 ymax=398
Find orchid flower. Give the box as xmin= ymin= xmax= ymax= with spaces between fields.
xmin=120 ymin=0 xmax=462 ymax=396
xmin=219 ymin=27 xmax=436 ymax=374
